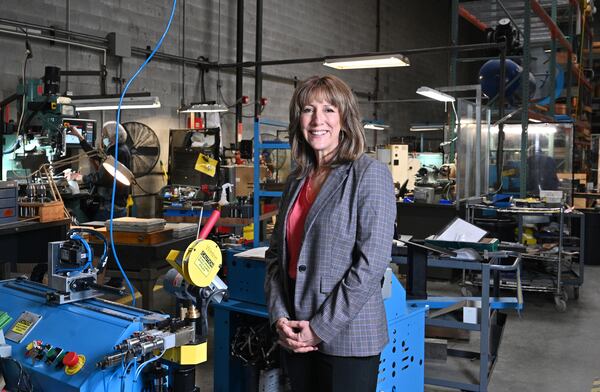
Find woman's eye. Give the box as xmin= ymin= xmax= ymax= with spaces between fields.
xmin=301 ymin=107 xmax=313 ymax=113
xmin=324 ymin=107 xmax=336 ymax=113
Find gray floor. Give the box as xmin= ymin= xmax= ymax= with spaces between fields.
xmin=486 ymin=264 xmax=600 ymax=392
xmin=190 ymin=266 xmax=600 ymax=392
xmin=422 ymin=264 xmax=600 ymax=392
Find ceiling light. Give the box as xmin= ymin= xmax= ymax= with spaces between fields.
xmin=71 ymin=96 xmax=161 ymax=111
xmin=409 ymin=124 xmax=445 ymax=132
xmin=416 ymin=86 xmax=455 ymax=102
xmin=178 ymin=103 xmax=229 ymax=113
xmin=364 ymin=123 xmax=390 ymax=131
xmin=323 ymin=54 xmax=410 ymax=70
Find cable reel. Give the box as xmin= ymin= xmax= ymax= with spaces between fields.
xmin=165 ymin=209 xmax=224 ymax=291
xmin=180 ymin=238 xmax=222 ymax=288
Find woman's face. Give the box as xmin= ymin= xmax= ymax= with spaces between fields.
xmin=300 ymin=98 xmax=341 ymax=162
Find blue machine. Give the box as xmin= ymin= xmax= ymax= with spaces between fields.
xmin=0 ymin=278 xmax=168 ymax=392
xmin=214 ymin=249 xmax=426 ymax=392
xmin=0 ymin=231 xmax=227 ymax=392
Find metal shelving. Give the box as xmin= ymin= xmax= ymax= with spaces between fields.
xmin=456 ymin=0 xmax=594 ymax=196
xmin=252 ymin=118 xmax=290 ymax=247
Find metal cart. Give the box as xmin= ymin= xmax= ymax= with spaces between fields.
xmin=465 ymin=204 xmax=585 ymax=312
xmin=393 ymin=244 xmax=523 ymax=392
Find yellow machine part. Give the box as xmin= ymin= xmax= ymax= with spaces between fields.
xmin=166 ymin=250 xmax=184 ymax=275
xmin=163 ymin=342 xmax=207 ymax=365
xmin=182 ymin=239 xmax=222 ymax=287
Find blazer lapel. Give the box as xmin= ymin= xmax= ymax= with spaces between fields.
xmin=304 ymin=163 xmax=351 ymax=236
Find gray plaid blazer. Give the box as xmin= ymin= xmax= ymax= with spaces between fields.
xmin=264 ymin=154 xmax=396 ymax=356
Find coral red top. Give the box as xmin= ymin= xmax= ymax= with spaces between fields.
xmin=286 ymin=179 xmax=314 ymax=280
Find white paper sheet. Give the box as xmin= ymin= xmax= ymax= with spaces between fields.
xmin=435 ymin=218 xmax=486 ymax=242
xmin=234 ymin=246 xmax=269 ymax=259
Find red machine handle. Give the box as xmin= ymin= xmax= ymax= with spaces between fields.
xmin=198 ymin=209 xmax=221 ymax=240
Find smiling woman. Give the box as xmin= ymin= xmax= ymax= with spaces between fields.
xmin=300 ymin=100 xmax=341 ymax=163
xmin=287 ymin=75 xmax=365 ymax=178
xmin=264 ymin=75 xmax=396 ymax=392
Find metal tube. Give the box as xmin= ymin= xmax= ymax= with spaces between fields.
xmin=0 ymin=18 xmax=106 ymax=43
xmin=217 ymin=42 xmax=504 ymax=69
xmin=0 ymin=28 xmax=105 ymax=54
xmin=235 ymin=0 xmax=244 ymax=146
xmin=254 ymin=0 xmax=263 ymax=119
xmin=520 ymin=3 xmax=531 ymax=198
xmin=450 ymin=0 xmax=459 ymax=163
xmin=495 ymin=46 xmax=507 ymax=191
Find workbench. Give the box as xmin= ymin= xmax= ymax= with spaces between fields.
xmin=0 ymin=219 xmax=70 ymax=279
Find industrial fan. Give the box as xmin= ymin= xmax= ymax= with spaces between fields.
xmin=122 ymin=121 xmax=161 ymax=177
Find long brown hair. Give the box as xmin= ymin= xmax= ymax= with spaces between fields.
xmin=288 ymin=75 xmax=365 ymax=178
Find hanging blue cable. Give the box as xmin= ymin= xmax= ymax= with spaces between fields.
xmin=110 ymin=0 xmax=177 ymax=307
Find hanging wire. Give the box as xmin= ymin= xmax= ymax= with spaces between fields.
xmin=111 ymin=0 xmax=178 ymax=306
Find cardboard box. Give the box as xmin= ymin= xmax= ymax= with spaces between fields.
xmin=573 ymin=198 xmax=587 ymax=209
xmin=557 ymin=172 xmax=587 ymax=185
xmin=226 ymin=165 xmax=268 ymax=197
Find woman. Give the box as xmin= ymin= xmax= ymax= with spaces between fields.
xmin=264 ymin=75 xmax=396 ymax=392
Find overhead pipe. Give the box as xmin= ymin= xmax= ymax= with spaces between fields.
xmin=66 ymin=0 xmax=70 ymax=91
xmin=217 ymin=42 xmax=504 ymax=69
xmin=0 ymin=18 xmax=107 ymax=44
xmin=255 ymin=0 xmax=263 ymax=119
xmin=235 ymin=0 xmax=244 ymax=146
xmin=0 ymin=27 xmax=107 ymax=94
xmin=0 ymin=25 xmax=370 ymax=98
xmin=1 ymin=21 xmax=499 ymax=104
xmin=373 ymin=0 xmax=381 ymax=146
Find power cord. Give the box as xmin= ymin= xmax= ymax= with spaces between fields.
xmin=110 ymin=0 xmax=178 ymax=306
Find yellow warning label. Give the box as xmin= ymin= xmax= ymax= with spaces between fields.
xmin=12 ymin=319 xmax=32 ymax=335
xmin=194 ymin=250 xmax=214 ymax=277
xmin=194 ymin=153 xmax=218 ymax=177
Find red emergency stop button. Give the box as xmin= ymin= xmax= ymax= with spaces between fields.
xmin=63 ymin=352 xmax=79 ymax=367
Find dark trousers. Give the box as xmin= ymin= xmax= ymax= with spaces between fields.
xmin=282 ymin=350 xmax=380 ymax=392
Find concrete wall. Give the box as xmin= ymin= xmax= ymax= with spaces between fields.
xmin=0 ymin=0 xmax=477 ymax=216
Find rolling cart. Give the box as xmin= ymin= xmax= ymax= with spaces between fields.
xmin=465 ymin=204 xmax=585 ymax=312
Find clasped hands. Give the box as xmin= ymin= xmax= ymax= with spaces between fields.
xmin=275 ymin=318 xmax=321 ymax=353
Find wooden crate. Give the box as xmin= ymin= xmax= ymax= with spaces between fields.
xmin=92 ymin=227 xmax=174 ymax=245
xmin=19 ymin=201 xmax=65 ymax=222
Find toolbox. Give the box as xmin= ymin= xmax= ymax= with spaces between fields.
xmin=0 ymin=181 xmax=18 ymax=224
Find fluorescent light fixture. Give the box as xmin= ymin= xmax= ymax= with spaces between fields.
xmin=323 ymin=54 xmax=409 ymax=70
xmin=364 ymin=123 xmax=390 ymax=131
xmin=409 ymin=124 xmax=445 ymax=132
xmin=178 ymin=103 xmax=228 ymax=113
xmin=102 ymin=155 xmax=136 ymax=186
xmin=72 ymin=96 xmax=161 ymax=111
xmin=416 ymin=86 xmax=455 ymax=102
